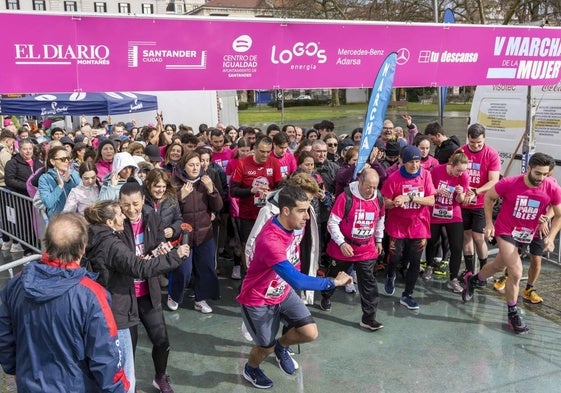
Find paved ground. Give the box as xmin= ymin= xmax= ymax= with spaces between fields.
xmin=1 ymin=250 xmax=561 ymax=392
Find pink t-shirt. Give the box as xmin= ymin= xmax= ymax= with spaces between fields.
xmin=430 ymin=164 xmax=470 ymax=224
xmin=271 ymin=151 xmax=297 ymax=178
xmin=494 ymin=175 xmax=561 ymax=242
xmin=460 ymin=144 xmax=501 ymax=209
xmin=421 ymin=155 xmax=439 ymax=172
xmin=381 ymin=169 xmax=436 ymax=239
xmin=212 ymin=148 xmax=235 ymax=171
xmin=326 ymin=191 xmax=384 ymax=261
xmin=237 ymin=217 xmax=303 ymax=307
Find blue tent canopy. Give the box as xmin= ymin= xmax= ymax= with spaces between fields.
xmin=0 ymin=92 xmax=158 ymax=116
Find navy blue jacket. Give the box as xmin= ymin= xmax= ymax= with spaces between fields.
xmin=0 ymin=260 xmax=129 ymax=392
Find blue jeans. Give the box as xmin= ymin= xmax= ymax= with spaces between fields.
xmin=118 ymin=328 xmax=135 ymax=393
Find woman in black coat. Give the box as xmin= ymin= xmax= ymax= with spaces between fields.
xmin=4 ymin=138 xmax=42 ymax=196
xmin=84 ymin=198 xmax=190 ymax=393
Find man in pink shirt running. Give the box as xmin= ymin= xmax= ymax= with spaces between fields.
xmin=462 ymin=152 xmax=561 ymax=334
xmin=237 ymin=185 xmax=350 ymax=389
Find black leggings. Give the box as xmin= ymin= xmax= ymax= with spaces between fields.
xmin=130 ymin=295 xmax=170 ymax=378
xmin=426 ymin=222 xmax=464 ymax=279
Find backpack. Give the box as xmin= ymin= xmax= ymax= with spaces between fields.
xmin=343 ymin=186 xmax=384 ymax=221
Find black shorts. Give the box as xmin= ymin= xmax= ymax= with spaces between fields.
xmin=529 ymin=237 xmax=545 ymax=257
xmin=461 ymin=208 xmax=485 ymax=233
xmin=499 ymin=235 xmax=528 ymax=250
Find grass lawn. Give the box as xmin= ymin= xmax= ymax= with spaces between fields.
xmin=238 ymin=102 xmax=471 ymax=126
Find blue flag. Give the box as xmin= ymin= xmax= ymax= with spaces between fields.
xmin=440 ymin=9 xmax=456 ymax=118
xmin=354 ymin=52 xmax=397 ymax=178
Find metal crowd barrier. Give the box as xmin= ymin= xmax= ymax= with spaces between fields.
xmin=0 ymin=187 xmax=46 ymax=254
xmin=0 ymin=255 xmax=42 ymax=279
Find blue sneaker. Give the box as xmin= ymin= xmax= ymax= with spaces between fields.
xmin=400 ymin=295 xmax=419 ymax=310
xmin=243 ymin=363 xmax=273 ymax=389
xmin=274 ymin=340 xmax=296 ymax=375
xmin=384 ymin=274 xmax=396 ymax=296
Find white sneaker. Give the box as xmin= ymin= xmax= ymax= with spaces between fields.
xmin=10 ymin=243 xmax=24 ymax=253
xmin=231 ymin=265 xmax=241 ymax=280
xmin=194 ymin=300 xmax=213 ymax=314
xmin=345 ymin=282 xmax=356 ymax=293
xmin=1 ymin=241 xmax=12 ymax=251
xmin=422 ymin=266 xmax=433 ymax=280
xmin=167 ymin=295 xmax=179 ymax=311
xmin=447 ymin=278 xmax=463 ymax=293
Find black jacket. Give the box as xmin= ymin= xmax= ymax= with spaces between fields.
xmin=4 ymin=154 xmax=42 ymax=196
xmin=143 ymin=190 xmax=183 ymax=241
xmin=435 ymin=136 xmax=461 ymax=164
xmin=84 ymin=207 xmax=181 ymax=329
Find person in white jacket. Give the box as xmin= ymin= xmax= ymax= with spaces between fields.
xmin=245 ymin=172 xmax=321 ymax=305
xmin=63 ymin=161 xmax=100 ymax=215
xmin=98 ymin=152 xmax=141 ymax=201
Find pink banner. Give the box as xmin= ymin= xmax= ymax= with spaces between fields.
xmin=1 ymin=13 xmax=561 ymax=93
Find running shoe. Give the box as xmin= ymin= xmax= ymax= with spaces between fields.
xmin=507 ymin=310 xmax=529 ymax=334
xmin=421 ymin=266 xmax=433 ymax=280
xmin=152 ymin=374 xmax=174 ymax=393
xmin=243 ymin=364 xmax=273 ymax=389
xmin=433 ymin=260 xmax=449 ymax=276
xmin=194 ymin=300 xmax=212 ymax=314
xmin=319 ymin=296 xmax=331 ymax=311
xmin=400 ymin=295 xmax=419 ymax=310
xmin=494 ymin=275 xmax=507 ymax=291
xmin=274 ymin=340 xmax=296 ymax=375
xmin=446 ymin=278 xmax=463 ymax=293
xmin=523 ymin=288 xmax=543 ymax=304
xmin=384 ymin=274 xmax=396 ymax=296
xmin=461 ymin=272 xmax=476 ymax=302
xmin=359 ymin=320 xmax=384 ymax=331
xmin=345 ymin=282 xmax=357 ymax=293
xmin=167 ymin=296 xmax=179 ymax=311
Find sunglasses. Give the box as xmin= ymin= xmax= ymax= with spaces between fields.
xmin=54 ymin=157 xmax=70 ymax=162
xmin=327 ymin=143 xmax=338 ymax=147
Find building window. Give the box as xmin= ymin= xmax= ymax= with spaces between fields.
xmin=94 ymin=2 xmax=107 ymax=13
xmin=33 ymin=0 xmax=46 ymax=10
xmin=141 ymin=3 xmax=153 ymax=14
xmin=64 ymin=1 xmax=77 ymax=11
xmin=6 ymin=0 xmax=20 ymax=10
xmin=118 ymin=3 xmax=130 ymax=13
xmin=175 ymin=3 xmax=184 ymax=13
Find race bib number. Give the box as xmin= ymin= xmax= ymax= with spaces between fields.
xmin=265 ymin=279 xmax=287 ymax=298
xmin=432 ymin=204 xmax=453 ymax=219
xmin=352 ymin=209 xmax=375 ymax=239
xmin=511 ymin=227 xmax=534 ymax=244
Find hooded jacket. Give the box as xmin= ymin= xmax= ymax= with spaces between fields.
xmin=85 ymin=220 xmax=182 ymax=328
xmin=0 ymin=259 xmax=129 ymax=393
xmin=99 ymin=152 xmax=140 ymax=201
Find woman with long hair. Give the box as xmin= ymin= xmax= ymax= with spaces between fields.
xmin=84 ymin=199 xmax=189 ymax=392
xmin=171 ymin=152 xmax=223 ymax=313
xmin=161 ymin=141 xmax=184 ymax=176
